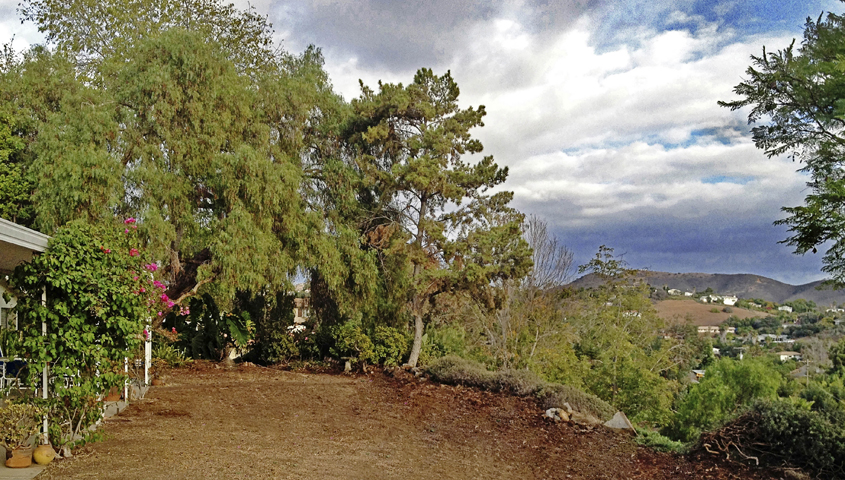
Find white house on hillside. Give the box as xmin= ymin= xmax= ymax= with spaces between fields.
xmin=722 ymin=295 xmax=738 ymax=306
xmin=778 ymin=305 xmax=793 ymax=313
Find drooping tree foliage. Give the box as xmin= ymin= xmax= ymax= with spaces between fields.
xmin=19 ymin=0 xmax=279 ymax=77
xmin=720 ymin=6 xmax=845 ymax=287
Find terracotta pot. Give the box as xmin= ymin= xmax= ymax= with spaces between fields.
xmin=5 ymin=445 xmax=33 ymax=468
xmin=33 ymin=444 xmax=56 ymax=465
xmin=151 ymin=378 xmax=163 ymax=386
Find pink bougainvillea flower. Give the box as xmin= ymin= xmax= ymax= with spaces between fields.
xmin=157 ymin=311 xmax=163 ymax=316
xmin=166 ymin=301 xmax=175 ymax=308
xmin=125 ymin=229 xmax=129 ymax=234
xmin=133 ymin=276 xmax=139 ymax=280
xmin=129 ymin=248 xmax=139 ymax=257
xmin=124 ymin=218 xmax=136 ymax=224
xmin=104 ymin=249 xmax=111 ymax=254
xmin=172 ymin=327 xmax=177 ymax=334
xmin=139 ymin=287 xmax=146 ymax=293
xmin=160 ymin=293 xmax=169 ymax=301
xmin=144 ymin=263 xmax=158 ymax=272
xmin=153 ymin=280 xmax=166 ymax=290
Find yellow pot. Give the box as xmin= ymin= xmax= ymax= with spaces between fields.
xmin=33 ymin=444 xmax=56 ymax=465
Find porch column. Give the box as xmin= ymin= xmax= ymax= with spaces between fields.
xmin=41 ymin=286 xmax=48 ymax=443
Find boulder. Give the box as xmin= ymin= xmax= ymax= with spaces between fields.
xmin=544 ymin=407 xmax=570 ymax=423
xmin=603 ymin=411 xmax=635 ymax=431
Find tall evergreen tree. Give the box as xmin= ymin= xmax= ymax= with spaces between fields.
xmin=345 ymin=69 xmax=532 ymax=366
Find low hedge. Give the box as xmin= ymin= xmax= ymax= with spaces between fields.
xmin=426 ymin=355 xmax=615 ymax=421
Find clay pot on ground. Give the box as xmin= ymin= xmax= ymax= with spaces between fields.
xmin=151 ymin=377 xmax=163 ymax=386
xmin=33 ymin=444 xmax=56 ymax=465
xmin=5 ymin=445 xmax=33 ymax=468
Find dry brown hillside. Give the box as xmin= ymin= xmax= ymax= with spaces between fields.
xmin=655 ymin=299 xmax=767 ymax=326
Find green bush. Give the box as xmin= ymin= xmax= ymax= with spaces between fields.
xmin=152 ymin=344 xmax=190 ymax=368
xmin=426 ymin=355 xmax=616 ymax=421
xmin=328 ymin=320 xmax=375 ymax=362
xmin=371 ymin=325 xmax=410 ymax=366
xmin=418 ymin=325 xmax=468 ymax=365
xmin=706 ymin=399 xmax=845 ymax=479
xmin=635 ymin=428 xmax=688 ymax=454
xmin=427 ymin=355 xmax=497 ymax=390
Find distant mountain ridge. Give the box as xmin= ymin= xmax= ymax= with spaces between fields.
xmin=569 ymin=271 xmax=845 ymax=306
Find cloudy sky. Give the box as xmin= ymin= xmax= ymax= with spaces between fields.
xmin=1 ymin=0 xmax=842 ymax=285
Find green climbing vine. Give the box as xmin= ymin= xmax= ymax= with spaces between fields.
xmin=7 ymin=219 xmax=165 ymax=449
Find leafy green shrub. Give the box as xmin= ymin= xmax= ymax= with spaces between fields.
xmin=8 ymin=220 xmax=161 ymax=450
xmin=635 ymin=428 xmax=688 ymax=454
xmin=667 ymin=356 xmax=784 ymax=442
xmin=152 ymin=344 xmax=190 ymax=368
xmin=328 ymin=320 xmax=375 ymax=362
xmin=537 ymin=384 xmax=616 ymax=421
xmin=496 ymin=369 xmax=545 ymax=396
xmin=371 ymin=325 xmax=410 ymax=366
xmin=168 ymin=293 xmax=253 ymax=361
xmin=427 ymin=355 xmax=497 ymax=390
xmin=710 ymin=308 xmax=720 ymax=313
xmin=427 ymin=355 xmax=616 ymax=421
xmin=418 ymin=324 xmax=468 ymax=365
xmin=700 ymin=399 xmax=845 ymax=479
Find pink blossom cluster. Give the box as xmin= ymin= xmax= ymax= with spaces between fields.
xmin=144 ymin=263 xmax=158 ymax=272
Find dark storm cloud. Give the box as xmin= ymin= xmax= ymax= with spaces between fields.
xmin=543 ymin=205 xmax=827 ymax=285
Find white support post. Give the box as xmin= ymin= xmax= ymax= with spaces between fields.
xmin=124 ymin=357 xmax=128 ymax=401
xmin=144 ymin=324 xmax=151 ymax=386
xmin=41 ymin=286 xmax=48 ymax=444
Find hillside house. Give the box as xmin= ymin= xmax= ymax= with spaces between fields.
xmin=697 ymin=325 xmax=720 ymax=335
xmin=684 ymin=291 xmax=694 ymax=297
xmin=749 ymin=302 xmax=762 ymax=308
xmin=778 ymin=305 xmax=793 ymax=313
xmin=724 ymin=326 xmax=736 ymax=334
xmin=777 ymin=351 xmax=802 ymax=362
xmin=722 ymin=295 xmax=738 ymax=306
xmin=757 ymin=334 xmax=792 ymax=344
xmin=667 ymin=288 xmax=682 ymax=296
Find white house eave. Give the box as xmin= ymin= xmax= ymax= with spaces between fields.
xmin=0 ymin=217 xmax=50 ymax=252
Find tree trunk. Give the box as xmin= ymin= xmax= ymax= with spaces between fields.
xmin=406 ymin=309 xmax=424 ymax=367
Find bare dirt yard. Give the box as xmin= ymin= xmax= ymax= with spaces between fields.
xmin=38 ymin=362 xmax=784 ymax=480
xmin=655 ymin=299 xmax=767 ymax=326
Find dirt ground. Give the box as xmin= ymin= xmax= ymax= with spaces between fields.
xmin=655 ymin=299 xmax=767 ymax=326
xmin=38 ymin=362 xmax=786 ymax=480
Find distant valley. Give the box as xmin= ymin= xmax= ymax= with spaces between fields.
xmin=570 ymin=271 xmax=845 ymax=306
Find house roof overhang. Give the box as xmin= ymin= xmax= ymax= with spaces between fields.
xmin=0 ymin=217 xmax=50 ymax=274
